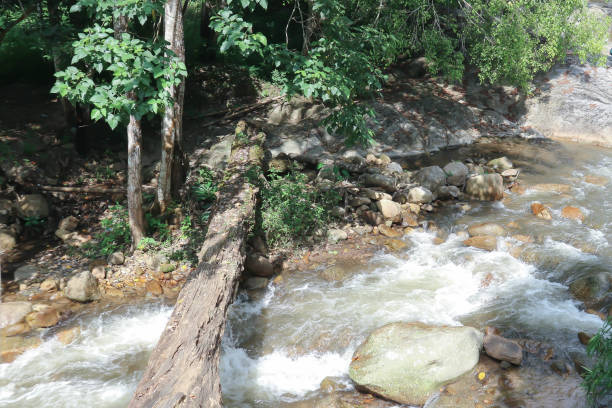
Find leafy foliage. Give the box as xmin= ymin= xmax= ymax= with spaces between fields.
xmin=191 ymin=167 xmax=218 ymax=204
xmin=583 ymin=318 xmax=612 ymax=406
xmin=87 ymin=203 xmax=131 ymax=256
xmin=260 ymin=170 xmax=340 ymax=247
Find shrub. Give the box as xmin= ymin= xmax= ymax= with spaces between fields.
xmin=260 ymin=170 xmax=340 ymax=247
xmin=583 ymin=318 xmax=612 ymax=406
xmin=90 ymin=204 xmax=131 ymax=256
xmin=192 ymin=168 xmax=218 ymax=204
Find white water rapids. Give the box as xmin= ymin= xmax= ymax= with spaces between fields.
xmin=0 ymin=140 xmax=609 ymax=407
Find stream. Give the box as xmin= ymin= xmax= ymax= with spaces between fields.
xmin=0 ymin=139 xmax=610 ymax=407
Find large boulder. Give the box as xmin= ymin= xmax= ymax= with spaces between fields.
xmin=443 ymin=162 xmax=469 ymax=186
xmin=465 ymin=174 xmax=503 ymax=201
xmin=464 ymin=236 xmax=498 ymax=251
xmin=16 ymin=194 xmax=49 ymax=219
xmin=0 ymin=301 xmax=32 ymax=329
xmin=349 ymin=322 xmax=483 ymax=406
xmin=376 ymin=200 xmax=402 ymax=221
xmin=245 ymin=253 xmax=275 ymax=277
xmin=362 ymin=174 xmax=396 ymax=192
xmin=64 ymin=271 xmax=100 ymax=302
xmin=415 ymin=166 xmax=446 ymax=192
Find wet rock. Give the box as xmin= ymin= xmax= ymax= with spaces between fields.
xmin=531 ymin=202 xmax=552 ymax=220
xmin=26 ymin=308 xmax=59 ymax=329
xmin=401 ymin=211 xmax=419 ymax=227
xmin=245 ymin=253 xmax=274 ymax=277
xmin=0 ymin=301 xmax=32 ymax=329
xmin=319 ymin=376 xmax=347 ymax=393
xmin=561 ymin=206 xmax=584 ymax=222
xmin=0 ymin=322 xmax=30 ymax=337
xmin=437 ymin=185 xmax=460 ymax=200
xmin=465 ymin=174 xmax=503 ymax=201
xmin=578 ymin=332 xmax=592 ymax=346
xmin=349 ymin=322 xmax=483 ymax=406
xmin=64 ymin=271 xmax=100 ymax=302
xmin=376 ymin=200 xmax=401 ymax=221
xmin=487 ymin=157 xmax=513 ymax=171
xmin=0 ymin=230 xmax=16 ymax=252
xmin=327 ymin=229 xmax=348 ymax=243
xmin=361 ymin=210 xmax=384 ymax=226
xmin=569 ymin=273 xmax=611 ymax=305
xmin=530 ymin=183 xmax=571 ymax=193
xmin=464 ymin=236 xmax=497 ymax=251
xmin=108 ymin=251 xmax=125 ymax=265
xmin=407 ymin=186 xmax=433 ymax=204
xmin=378 ymin=225 xmax=402 ymax=238
xmin=245 ymin=277 xmax=268 ymax=290
xmin=415 ymin=166 xmax=446 ymax=192
xmin=443 ymin=161 xmax=468 ymax=186
xmin=384 ymin=239 xmax=408 ymax=252
xmin=39 ymin=278 xmax=57 ymax=292
xmin=58 ymin=216 xmax=79 ymax=232
xmin=584 ymin=175 xmax=608 ymax=186
xmin=362 ymin=173 xmax=396 ymax=192
xmin=57 ymin=326 xmax=81 ymax=345
xmin=483 ymin=333 xmax=523 ymax=365
xmin=551 ymin=360 xmax=573 ymax=377
xmin=145 ymin=280 xmax=163 ymax=295
xmin=16 ymin=194 xmax=49 ymax=219
xmin=1 ymin=336 xmax=42 ymax=363
xmin=386 ymin=162 xmax=403 ymax=174
xmin=13 ymin=265 xmax=42 ymax=281
xmin=468 ymin=223 xmax=505 ymax=237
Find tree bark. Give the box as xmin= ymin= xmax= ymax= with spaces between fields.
xmin=127 ymin=103 xmax=146 ymax=248
xmin=129 ymin=124 xmax=265 ymax=408
xmin=158 ymin=0 xmax=186 ymax=213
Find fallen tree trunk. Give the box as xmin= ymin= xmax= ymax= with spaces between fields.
xmin=129 ymin=122 xmax=265 ymax=408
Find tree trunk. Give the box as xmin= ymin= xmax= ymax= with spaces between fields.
xmin=158 ymin=0 xmax=186 ymax=213
xmin=47 ymin=0 xmax=72 ymax=127
xmin=127 ymin=103 xmax=146 ymax=248
xmin=129 ymin=124 xmax=265 ymax=408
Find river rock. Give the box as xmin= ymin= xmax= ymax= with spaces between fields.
xmin=401 ymin=211 xmax=419 ymax=227
xmin=0 ymin=322 xmax=30 ymax=337
xmin=245 ymin=253 xmax=274 ymax=277
xmin=530 ymin=183 xmax=571 ymax=193
xmin=362 ymin=173 xmax=396 ymax=192
xmin=443 ymin=161 xmax=469 ymax=186
xmin=361 ymin=210 xmax=384 ymax=226
xmin=569 ymin=273 xmax=611 ymax=305
xmin=1 ymin=336 xmax=42 ymax=363
xmin=407 ymin=186 xmax=433 ymax=204
xmin=145 ymin=280 xmax=163 ymax=295
xmin=64 ymin=271 xmax=100 ymax=302
xmin=561 ymin=206 xmax=584 ymax=222
xmin=327 ymin=229 xmax=348 ymax=243
xmin=487 ymin=157 xmax=513 ymax=171
xmin=415 ymin=166 xmax=446 ymax=192
xmin=362 ymin=188 xmax=392 ymax=201
xmin=584 ymin=175 xmax=608 ymax=186
xmin=58 ymin=216 xmax=79 ymax=232
xmin=108 ymin=251 xmax=125 ymax=265
xmin=483 ymin=333 xmax=523 ymax=365
xmin=39 ymin=278 xmax=57 ymax=292
xmin=465 ymin=174 xmax=503 ymax=201
xmin=349 ymin=322 xmax=483 ymax=406
xmin=348 ymin=196 xmax=371 ymax=207
xmin=578 ymin=332 xmax=592 ymax=346
xmin=437 ymin=185 xmax=460 ymax=200
xmin=0 ymin=231 xmax=16 ymax=252
xmin=531 ymin=202 xmax=552 ymax=220
xmin=0 ymin=301 xmax=32 ymax=329
xmin=13 ymin=265 xmax=42 ymax=281
xmin=464 ymin=236 xmax=497 ymax=251
xmin=16 ymin=194 xmax=49 ymax=219
xmin=376 ymin=199 xmax=401 ymax=221
xmin=386 ymin=162 xmax=403 ymax=174
xmin=245 ymin=277 xmax=268 ymax=290
xmin=384 ymin=239 xmax=408 ymax=252
xmin=378 ymin=225 xmax=402 ymax=238
xmin=26 ymin=308 xmax=59 ymax=329
xmin=467 ymin=223 xmax=505 ymax=237
xmin=57 ymin=326 xmax=81 ymax=345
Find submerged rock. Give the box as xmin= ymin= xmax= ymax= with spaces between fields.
xmin=464 ymin=236 xmax=498 ymax=251
xmin=465 ymin=174 xmax=503 ymax=201
xmin=531 ymin=202 xmax=552 ymax=220
xmin=561 ymin=206 xmax=584 ymax=222
xmin=467 ymin=222 xmax=505 ymax=237
xmin=0 ymin=301 xmax=32 ymax=329
xmin=348 ymin=322 xmax=483 ymax=406
xmin=483 ymin=333 xmax=523 ymax=365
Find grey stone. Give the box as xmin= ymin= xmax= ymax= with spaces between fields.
xmin=483 ymin=333 xmax=523 ymax=365
xmin=64 ymin=271 xmax=100 ymax=302
xmin=407 ymin=186 xmax=433 ymax=204
xmin=327 ymin=229 xmax=348 ymax=243
xmin=376 ymin=200 xmax=402 ymax=221
xmin=245 ymin=253 xmax=275 ymax=277
xmin=362 ymin=173 xmax=396 ymax=192
xmin=16 ymin=194 xmax=49 ymax=219
xmin=0 ymin=231 xmax=16 ymax=253
xmin=437 ymin=185 xmax=460 ymax=200
xmin=107 ymin=252 xmax=125 ymax=265
xmin=443 ymin=161 xmax=469 ymax=186
xmin=245 ymin=277 xmax=268 ymax=290
xmin=0 ymin=301 xmax=32 ymax=329
xmin=349 ymin=322 xmax=483 ymax=406
xmin=13 ymin=265 xmax=42 ymax=281
xmin=415 ymin=166 xmax=446 ymax=192
xmin=386 ymin=162 xmax=403 ymax=174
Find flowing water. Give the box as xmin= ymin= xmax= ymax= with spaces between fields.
xmin=0 ymin=139 xmax=610 ymax=407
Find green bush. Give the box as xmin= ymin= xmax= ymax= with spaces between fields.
xmin=583 ymin=318 xmax=612 ymax=406
xmin=260 ymin=170 xmax=340 ymax=247
xmin=90 ymin=204 xmax=131 ymax=256
xmin=192 ymin=168 xmax=218 ymax=204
